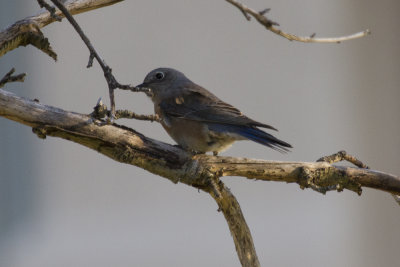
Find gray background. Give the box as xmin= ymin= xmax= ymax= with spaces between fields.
xmin=1 ymin=0 xmax=399 ymax=266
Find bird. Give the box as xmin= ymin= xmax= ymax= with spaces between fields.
xmin=136 ymin=68 xmax=292 ymax=155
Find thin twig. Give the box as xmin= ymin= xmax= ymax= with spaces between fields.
xmin=115 ymin=110 xmax=160 ymax=122
xmin=258 ymin=8 xmax=271 ymax=16
xmin=48 ymin=0 xmax=115 ymax=116
xmin=91 ymin=97 xmax=158 ymax=122
xmin=37 ymin=0 xmax=62 ymax=21
xmin=317 ymin=150 xmax=369 ymax=169
xmin=0 ymin=68 xmax=26 ymax=88
xmin=225 ymin=0 xmax=371 ymax=43
xmin=317 ymin=151 xmax=400 ymax=204
xmin=48 ymin=0 xmax=137 ymax=117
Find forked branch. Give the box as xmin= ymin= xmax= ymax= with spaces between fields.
xmin=0 ymin=1 xmax=385 ymax=266
xmin=1 ymin=88 xmax=400 ymax=266
xmin=0 ymin=0 xmax=124 ymax=60
xmin=0 ymin=68 xmax=26 ymax=88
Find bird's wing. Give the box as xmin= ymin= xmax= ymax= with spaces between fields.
xmin=159 ymin=85 xmax=277 ymax=130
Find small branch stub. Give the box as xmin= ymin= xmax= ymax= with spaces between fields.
xmin=317 ymin=150 xmax=369 ymax=169
xmin=90 ymin=98 xmax=160 ymax=122
xmin=37 ymin=0 xmax=62 ymax=21
xmin=0 ymin=68 xmax=26 ymax=88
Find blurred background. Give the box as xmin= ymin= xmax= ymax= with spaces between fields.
xmin=1 ymin=0 xmax=399 ymax=266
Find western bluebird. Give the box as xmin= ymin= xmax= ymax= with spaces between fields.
xmin=136 ymin=68 xmax=291 ymax=155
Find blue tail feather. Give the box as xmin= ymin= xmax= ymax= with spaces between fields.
xmin=208 ymin=124 xmax=292 ymax=152
xmin=234 ymin=126 xmax=292 ymax=152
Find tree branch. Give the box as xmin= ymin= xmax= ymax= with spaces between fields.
xmin=207 ymin=181 xmax=260 ymax=267
xmin=225 ymin=0 xmax=371 ymax=43
xmin=90 ymin=98 xmax=160 ymax=122
xmin=0 ymin=88 xmax=260 ymax=266
xmin=0 ymin=0 xmax=149 ymax=117
xmin=1 ymin=88 xmax=400 ymax=266
xmin=0 ymin=2 xmax=388 ymax=266
xmin=2 ymin=89 xmax=399 ymax=196
xmin=48 ymin=0 xmax=136 ymax=117
xmin=0 ymin=0 xmax=123 ymax=59
xmin=37 ymin=0 xmax=62 ymax=21
xmin=0 ymin=68 xmax=26 ymax=88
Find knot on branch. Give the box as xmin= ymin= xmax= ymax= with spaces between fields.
xmin=256 ymin=13 xmax=279 ymax=28
xmin=32 ymin=126 xmax=47 ymax=139
xmin=299 ymin=166 xmax=362 ymax=195
xmin=91 ymin=98 xmax=109 ymax=120
xmin=181 ymin=157 xmax=223 ymax=198
xmin=115 ymin=146 xmax=135 ymax=163
xmin=183 ymin=158 xmax=215 ymax=183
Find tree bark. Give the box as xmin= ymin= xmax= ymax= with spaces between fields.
xmin=0 ymin=1 xmax=395 ymax=266
xmin=1 ymin=88 xmax=400 ymax=267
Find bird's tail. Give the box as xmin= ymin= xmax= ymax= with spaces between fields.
xmin=235 ymin=126 xmax=292 ymax=152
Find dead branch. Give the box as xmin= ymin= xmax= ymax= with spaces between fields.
xmin=1 ymin=88 xmax=400 ymax=267
xmin=0 ymin=68 xmax=26 ymax=88
xmin=225 ymin=0 xmax=371 ymax=43
xmin=47 ymin=0 xmax=146 ymax=116
xmin=91 ymin=98 xmax=160 ymax=122
xmin=0 ymin=0 xmax=151 ymax=117
xmin=0 ymin=0 xmax=123 ymax=59
xmin=0 ymin=1 xmax=387 ymax=266
xmin=317 ymin=150 xmax=369 ymax=169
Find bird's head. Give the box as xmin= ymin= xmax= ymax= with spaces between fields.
xmin=136 ymin=68 xmax=187 ymax=102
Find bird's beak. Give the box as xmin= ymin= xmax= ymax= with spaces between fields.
xmin=135 ymin=82 xmax=145 ymax=88
xmin=135 ymin=83 xmax=153 ymax=97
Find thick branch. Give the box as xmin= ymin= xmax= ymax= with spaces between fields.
xmin=1 ymin=0 xmax=146 ymax=117
xmin=29 ymin=0 xmax=124 ymax=28
xmin=0 ymin=1 xmax=383 ymax=266
xmin=225 ymin=0 xmax=371 ymax=43
xmin=1 ymin=88 xmax=400 ymax=266
xmin=196 ymin=156 xmax=400 ymax=195
xmin=0 ymin=88 xmax=260 ymax=266
xmin=206 ymin=181 xmax=260 ymax=267
xmin=1 ymin=88 xmax=399 ymax=195
xmin=0 ymin=0 xmax=123 ymax=59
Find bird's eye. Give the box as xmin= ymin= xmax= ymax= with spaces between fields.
xmin=155 ymin=72 xmax=165 ymax=80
